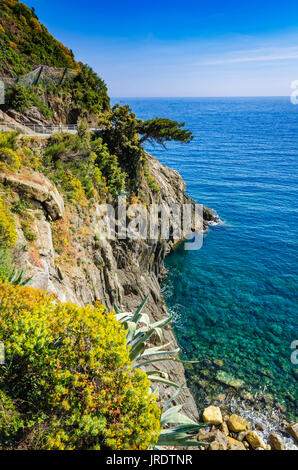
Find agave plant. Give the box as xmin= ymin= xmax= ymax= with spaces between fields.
xmin=115 ymin=296 xmax=182 ymax=387
xmin=114 ymin=297 xmax=208 ymax=448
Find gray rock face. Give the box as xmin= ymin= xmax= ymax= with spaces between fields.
xmin=0 ymin=169 xmax=64 ymax=219
xmin=12 ymin=153 xmax=218 ymax=418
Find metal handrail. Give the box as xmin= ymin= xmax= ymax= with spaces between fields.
xmin=0 ymin=123 xmax=102 ymax=135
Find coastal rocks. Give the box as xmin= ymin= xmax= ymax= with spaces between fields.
xmin=0 ymin=170 xmax=64 ymax=220
xmin=228 ymin=414 xmax=250 ymax=432
xmin=227 ymin=436 xmax=246 ymax=450
xmin=220 ymin=422 xmax=229 ymax=436
xmin=197 ymin=404 xmax=297 ymax=451
xmin=285 ymin=423 xmax=298 ymax=443
xmin=198 ymin=429 xmax=228 ymax=450
xmin=202 ymin=406 xmax=223 ymax=425
xmin=12 ymin=151 xmax=220 ymax=421
xmin=216 ymin=371 xmax=244 ymax=389
xmin=269 ymin=433 xmax=285 ymax=450
xmin=246 ymin=431 xmax=266 ymax=450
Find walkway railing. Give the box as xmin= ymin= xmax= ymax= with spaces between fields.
xmin=0 ymin=123 xmax=100 ymax=135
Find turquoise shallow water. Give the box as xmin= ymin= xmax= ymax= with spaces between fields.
xmin=113 ymin=97 xmax=298 ymax=418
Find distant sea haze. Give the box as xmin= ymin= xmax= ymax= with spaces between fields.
xmin=112 ymin=97 xmax=298 ymax=420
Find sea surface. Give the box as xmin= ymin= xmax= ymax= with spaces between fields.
xmin=112 ymin=97 xmax=298 ymax=419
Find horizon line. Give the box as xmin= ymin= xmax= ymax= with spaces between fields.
xmin=110 ymin=95 xmax=290 ymax=99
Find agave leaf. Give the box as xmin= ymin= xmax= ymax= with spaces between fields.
xmin=20 ymin=276 xmax=32 ymax=286
xmin=148 ymin=375 xmax=180 ymax=388
xmin=134 ymin=352 xmax=180 ymax=370
xmin=131 ymin=295 xmax=149 ymax=323
xmin=161 ymin=405 xmax=198 ymax=426
xmin=129 ymin=342 xmax=146 ymax=362
xmin=124 ymin=321 xmax=137 ymax=343
xmin=146 ymin=370 xmax=168 ymax=378
xmin=141 ymin=342 xmax=174 ymax=357
xmin=130 ymin=328 xmax=156 ymax=352
xmin=154 ymin=327 xmax=163 ymax=342
xmin=151 ymin=316 xmax=172 ymax=329
xmin=115 ymin=312 xmax=131 ymax=322
xmin=7 ymin=268 xmax=31 ymax=286
xmin=157 ymin=429 xmax=208 ymax=447
xmin=14 ymin=269 xmax=25 ymax=285
xmin=113 ymin=304 xmax=121 ymax=315
xmin=8 ymin=270 xmax=17 ymax=283
xmin=160 ymin=423 xmax=204 ymax=433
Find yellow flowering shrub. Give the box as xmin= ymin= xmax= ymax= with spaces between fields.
xmin=0 ymin=283 xmax=161 ymax=450
xmin=65 ymin=170 xmax=88 ymax=207
xmin=0 ymin=193 xmax=17 ymax=247
xmin=0 ymin=148 xmax=21 ymax=169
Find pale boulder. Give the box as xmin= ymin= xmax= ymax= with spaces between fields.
xmin=228 ymin=414 xmax=250 ymax=432
xmin=202 ymin=405 xmax=223 ymax=425
xmin=246 ymin=431 xmax=266 ymax=449
xmin=227 ymin=436 xmax=246 ymax=450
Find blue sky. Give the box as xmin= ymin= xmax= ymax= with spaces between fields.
xmin=24 ymin=0 xmax=298 ymax=96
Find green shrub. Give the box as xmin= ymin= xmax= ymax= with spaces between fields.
xmin=0 ymin=193 xmax=17 ymax=247
xmin=20 ymin=220 xmax=36 ymax=242
xmin=0 ymin=247 xmax=13 ymax=282
xmin=0 ymin=283 xmax=161 ymax=450
xmin=44 ymin=131 xmax=126 ymax=201
xmin=6 ymin=84 xmax=52 ymax=118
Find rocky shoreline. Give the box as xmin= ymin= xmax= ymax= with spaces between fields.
xmin=3 ymin=136 xmax=296 ymax=447
xmin=197 ymin=405 xmax=297 ymax=450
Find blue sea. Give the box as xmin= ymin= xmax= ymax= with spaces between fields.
xmin=112 ymin=97 xmax=298 ymax=419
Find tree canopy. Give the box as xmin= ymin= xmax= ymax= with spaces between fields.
xmin=138 ymin=117 xmax=194 ymax=147
xmin=97 ymin=105 xmax=194 ymax=190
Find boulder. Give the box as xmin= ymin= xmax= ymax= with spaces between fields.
xmin=0 ymin=170 xmax=64 ymax=220
xmin=285 ymin=423 xmax=298 ymax=443
xmin=198 ymin=429 xmax=228 ymax=450
xmin=227 ymin=436 xmax=246 ymax=450
xmin=228 ymin=414 xmax=250 ymax=432
xmin=237 ymin=431 xmax=249 ymax=442
xmin=202 ymin=405 xmax=223 ymax=425
xmin=255 ymin=423 xmax=265 ymax=432
xmin=220 ymin=422 xmax=229 ymax=436
xmin=246 ymin=431 xmax=266 ymax=449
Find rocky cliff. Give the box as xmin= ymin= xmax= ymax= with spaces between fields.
xmin=2 ymin=150 xmax=218 ymax=419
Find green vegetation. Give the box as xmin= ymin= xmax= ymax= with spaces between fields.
xmin=138 ymin=117 xmax=194 ymax=147
xmin=59 ymin=64 xmax=110 ymax=117
xmin=0 ymin=260 xmax=31 ymax=286
xmin=98 ymin=105 xmax=193 ymax=190
xmin=0 ymin=0 xmax=77 ymax=76
xmin=43 ymin=123 xmax=126 ymax=200
xmin=0 ymin=284 xmax=161 ymax=450
xmin=0 ymin=193 xmax=17 ymax=247
xmin=98 ymin=105 xmax=144 ymax=187
xmin=0 ymin=1 xmax=110 ymax=120
xmin=115 ymin=298 xmax=207 ymax=448
xmin=0 ymin=286 xmax=206 ymax=450
xmin=0 ymin=2 xmax=200 ymax=450
xmin=6 ymin=83 xmax=53 ymax=119
xmin=0 ymin=247 xmax=13 ymax=283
